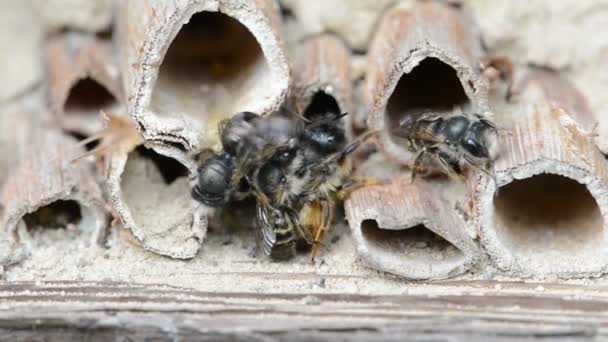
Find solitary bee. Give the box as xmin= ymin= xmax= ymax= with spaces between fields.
xmin=191 ymin=111 xmax=261 ymax=207
xmin=395 ymin=111 xmax=497 ymax=180
xmin=192 ymin=109 xmax=372 ymax=261
xmin=252 ymin=110 xmax=374 ymax=260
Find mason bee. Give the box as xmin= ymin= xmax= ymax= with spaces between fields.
xmin=252 ymin=110 xmax=372 ymax=261
xmin=192 ymin=108 xmax=370 ymax=261
xmin=395 ymin=111 xmax=497 ymax=180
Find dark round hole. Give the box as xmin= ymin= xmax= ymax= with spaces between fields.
xmin=386 ymin=57 xmax=469 ymax=143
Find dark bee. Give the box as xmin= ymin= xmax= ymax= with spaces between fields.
xmin=252 ymin=110 xmax=372 ymax=261
xmin=395 ymin=111 xmax=497 ymax=180
xmin=192 ymin=111 xmax=262 ymax=208
xmin=192 ymin=108 xmax=372 ymax=261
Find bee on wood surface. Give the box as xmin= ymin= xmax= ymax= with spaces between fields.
xmin=395 ymin=111 xmax=497 ymax=180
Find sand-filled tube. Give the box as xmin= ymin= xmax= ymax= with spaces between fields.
xmin=346 ymin=175 xmax=478 ymax=280
xmin=106 ymin=142 xmax=206 ymax=259
xmin=0 ymin=112 xmax=107 ymax=261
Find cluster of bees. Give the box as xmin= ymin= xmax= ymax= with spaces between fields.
xmin=191 ymin=104 xmax=497 ymax=261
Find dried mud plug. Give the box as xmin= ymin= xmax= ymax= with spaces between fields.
xmin=345 ymin=176 xmax=479 ymax=280
xmin=117 ymin=0 xmax=290 ymax=157
xmin=472 ymin=71 xmax=608 ymax=278
xmin=107 ymin=144 xmax=206 ymax=259
xmin=365 ymin=1 xmax=489 ymax=167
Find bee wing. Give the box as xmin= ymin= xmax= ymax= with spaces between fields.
xmin=256 ymin=201 xmax=277 ymax=256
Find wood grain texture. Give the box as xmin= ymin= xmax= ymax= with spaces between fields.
xmin=365 ymin=1 xmax=488 ymax=166
xmin=116 ymin=0 xmax=290 ymax=162
xmin=472 ymin=71 xmax=608 ymax=278
xmin=0 ymin=280 xmax=605 ymax=341
xmin=345 ymin=175 xmax=478 ymax=280
xmin=0 ymin=112 xmax=107 ymax=262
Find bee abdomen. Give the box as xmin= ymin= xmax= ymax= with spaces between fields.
xmin=265 ymin=228 xmax=297 ymax=261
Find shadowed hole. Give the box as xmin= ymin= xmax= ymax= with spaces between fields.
xmin=135 ymin=146 xmax=188 ymax=184
xmin=303 ymin=91 xmax=341 ymax=118
xmin=65 ymin=77 xmax=116 ymax=114
xmin=494 ymin=174 xmax=604 ymax=260
xmin=151 ymin=11 xmax=270 ymax=123
xmin=23 ymin=200 xmax=82 ymax=230
xmin=361 ymin=220 xmax=464 ymax=263
xmin=386 ymin=58 xmax=469 ymax=143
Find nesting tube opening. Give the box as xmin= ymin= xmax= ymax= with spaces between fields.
xmin=303 ymin=91 xmax=341 ymax=118
xmin=64 ymin=77 xmax=117 ymax=116
xmin=386 ymin=57 xmax=470 ymax=143
xmin=493 ymin=174 xmax=604 ymax=267
xmin=151 ymin=11 xmax=270 ymax=122
xmin=23 ymin=200 xmax=82 ymax=230
xmin=116 ymin=146 xmax=202 ymax=258
xmin=18 ymin=199 xmax=100 ymax=244
xmin=361 ymin=220 xmax=466 ymax=270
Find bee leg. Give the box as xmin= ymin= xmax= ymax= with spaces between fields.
xmin=464 ymin=154 xmax=496 ymax=184
xmin=336 ymin=176 xmax=383 ymax=200
xmin=286 ymin=206 xmax=313 ymax=245
xmin=311 ymin=199 xmax=333 ymax=262
xmin=411 ymin=148 xmax=428 ymax=183
xmin=437 ymin=154 xmax=466 ymax=181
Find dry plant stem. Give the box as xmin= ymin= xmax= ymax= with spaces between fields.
xmin=46 ymin=32 xmax=122 ymax=136
xmin=291 ymin=34 xmax=352 ymax=132
xmin=365 ymin=1 xmax=488 ymax=166
xmin=106 ymin=138 xmax=206 ymax=259
xmin=117 ymin=0 xmax=290 ymax=159
xmin=473 ymin=72 xmax=608 ymax=278
xmin=345 ymin=175 xmax=478 ymax=280
xmin=0 ymin=112 xmax=107 ymax=255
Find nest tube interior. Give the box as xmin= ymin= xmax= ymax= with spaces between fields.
xmin=491 ymin=173 xmax=605 ymax=272
xmin=150 ymin=11 xmax=273 ymax=124
xmin=117 ymin=146 xmax=202 ymax=258
xmin=360 ymin=219 xmax=467 ymax=279
xmin=385 ymin=57 xmax=471 ymax=146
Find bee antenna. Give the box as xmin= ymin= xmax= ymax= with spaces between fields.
xmin=335 ymin=112 xmax=349 ymax=120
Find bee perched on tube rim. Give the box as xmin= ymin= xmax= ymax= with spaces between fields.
xmin=394 ymin=110 xmax=498 ymax=180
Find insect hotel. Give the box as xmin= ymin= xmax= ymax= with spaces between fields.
xmin=0 ymin=0 xmax=607 ymax=340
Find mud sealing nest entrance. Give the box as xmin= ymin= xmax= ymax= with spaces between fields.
xmin=493 ymin=174 xmax=604 ymax=267
xmin=361 ymin=220 xmax=465 ymax=266
xmin=151 ymin=11 xmax=270 ymax=123
xmin=386 ymin=58 xmax=470 ymax=143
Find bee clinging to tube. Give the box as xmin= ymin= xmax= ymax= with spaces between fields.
xmin=394 ymin=110 xmax=498 ymax=180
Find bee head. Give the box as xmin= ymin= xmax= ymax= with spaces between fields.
xmin=220 ymin=111 xmax=259 ymax=156
xmin=461 ymin=120 xmax=495 ymax=159
xmin=192 ymin=152 xmax=235 ymax=207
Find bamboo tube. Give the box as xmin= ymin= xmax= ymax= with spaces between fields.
xmin=106 ymin=140 xmax=206 ymax=259
xmin=0 ymin=111 xmax=107 ymax=255
xmin=46 ymin=32 xmax=122 ymax=137
xmin=290 ymin=34 xmax=352 ymax=134
xmin=365 ymin=1 xmax=489 ymax=166
xmin=116 ymin=0 xmax=290 ymax=160
xmin=472 ymin=70 xmax=608 ymax=278
xmin=345 ymin=174 xmax=479 ymax=280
